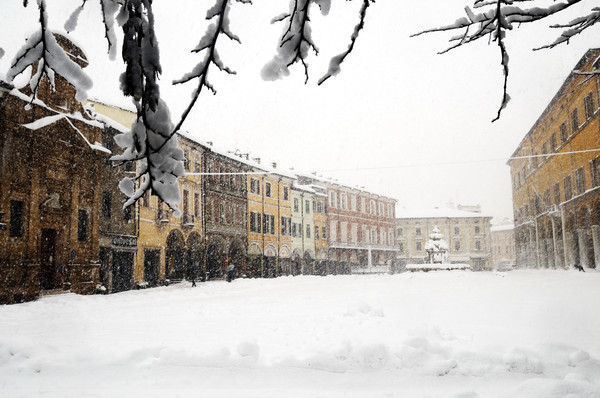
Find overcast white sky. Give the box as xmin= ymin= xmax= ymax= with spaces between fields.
xmin=2 ymin=0 xmax=600 ymax=220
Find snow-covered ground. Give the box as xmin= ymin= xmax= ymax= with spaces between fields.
xmin=1 ymin=270 xmax=599 ymax=397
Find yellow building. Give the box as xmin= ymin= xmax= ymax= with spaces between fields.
xmin=508 ymin=48 xmax=600 ymax=270
xmin=246 ymin=161 xmax=295 ymax=277
xmin=88 ymin=103 xmax=206 ymax=285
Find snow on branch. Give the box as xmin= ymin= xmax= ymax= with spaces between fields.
xmin=171 ymin=0 xmax=248 ymax=136
xmin=318 ymin=0 xmax=372 ymax=85
xmin=535 ymin=7 xmax=600 ymax=50
xmin=412 ymin=0 xmax=588 ymax=121
xmin=262 ymin=0 xmax=320 ymax=83
xmin=112 ymin=99 xmax=185 ymax=217
xmin=7 ymin=0 xmax=92 ymax=102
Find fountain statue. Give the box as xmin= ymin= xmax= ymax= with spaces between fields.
xmin=424 ymin=226 xmax=449 ymax=264
xmin=404 ymin=226 xmax=470 ymax=272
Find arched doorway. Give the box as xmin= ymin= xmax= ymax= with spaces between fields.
xmin=229 ymin=238 xmax=246 ymax=275
xmin=186 ymin=232 xmax=204 ymax=281
xmin=247 ymin=243 xmax=262 ymax=278
xmin=292 ymin=249 xmax=302 ymax=276
xmin=166 ymin=230 xmax=186 ymax=280
xmin=264 ymin=244 xmax=277 ymax=278
xmin=206 ymin=236 xmax=226 ymax=280
xmin=303 ymin=250 xmax=314 ymax=275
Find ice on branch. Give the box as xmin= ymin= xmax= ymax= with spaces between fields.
xmin=112 ymin=99 xmax=185 ymax=216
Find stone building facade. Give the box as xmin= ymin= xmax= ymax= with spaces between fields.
xmin=297 ymin=174 xmax=397 ymax=274
xmin=395 ymin=206 xmax=493 ymax=271
xmin=490 ymin=221 xmax=516 ymax=269
xmin=0 ymin=37 xmax=106 ymax=303
xmin=508 ymin=48 xmax=600 ymax=270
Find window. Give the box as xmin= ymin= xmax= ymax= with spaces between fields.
xmin=474 ymin=226 xmax=480 ymax=234
xmin=9 ymin=200 xmax=24 ymax=238
xmin=322 ymin=226 xmax=327 ymax=240
xmin=183 ymin=150 xmax=190 ymax=171
xmin=591 ymin=157 xmax=600 ymax=187
xmin=416 ymin=242 xmax=422 ymax=251
xmin=293 ymin=198 xmax=299 ymax=212
xmin=454 ymin=241 xmax=461 ymax=252
xmin=142 ymin=190 xmax=150 ymax=207
xmin=194 ymin=193 xmax=200 ymax=218
xmin=330 ymin=221 xmax=337 ymax=241
xmin=315 ymin=226 xmax=319 ymax=240
xmin=340 ymin=194 xmax=347 ymax=210
xmin=123 ymin=205 xmax=132 ymax=221
xmin=560 ymin=122 xmax=568 ymax=144
xmin=265 ymin=182 xmax=271 ymax=197
xmin=250 ymin=178 xmax=260 ymax=194
xmin=305 ymin=200 xmax=310 ymax=214
xmin=250 ymin=212 xmax=261 ymax=232
xmin=564 ymin=175 xmax=573 ymax=201
xmin=416 ymin=227 xmax=421 ymax=236
xmin=101 ymin=192 xmax=111 ymax=218
xmin=219 ymin=203 xmax=225 ymax=224
xmin=576 ymin=167 xmax=586 ymax=195
xmin=541 ymin=142 xmax=548 ymax=159
xmin=571 ymin=108 xmax=579 ymax=133
xmin=369 ymin=200 xmax=376 ymax=215
xmin=183 ymin=189 xmax=189 ymax=216
xmin=399 ymin=242 xmax=404 ymax=253
xmin=454 ymin=227 xmax=460 ymax=235
xmin=291 ymin=223 xmax=297 ymax=237
xmin=329 ymin=191 xmax=337 ymax=208
xmin=543 ymin=189 xmax=551 ymax=208
xmin=585 ymin=92 xmax=595 ymax=119
xmin=379 ymin=202 xmax=384 ymax=216
xmin=550 ymin=134 xmax=557 ymax=152
xmin=283 ymin=186 xmax=289 ymax=201
xmin=263 ymin=214 xmax=275 ymax=235
xmin=351 ymin=195 xmax=357 ymax=211
xmin=397 ymin=227 xmax=403 ymax=236
xmin=306 ymin=224 xmax=311 ymax=238
xmin=78 ymin=209 xmax=89 ymax=241
xmin=532 ymin=153 xmax=538 ymax=168
xmin=475 ymin=241 xmax=481 ymax=251
xmin=554 ymin=183 xmax=561 ymax=205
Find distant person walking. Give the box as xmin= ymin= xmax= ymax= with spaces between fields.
xmin=226 ymin=259 xmax=236 ymax=282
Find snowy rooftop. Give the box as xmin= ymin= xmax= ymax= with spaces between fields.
xmin=491 ymin=224 xmax=515 ymax=232
xmin=396 ymin=207 xmax=492 ymax=219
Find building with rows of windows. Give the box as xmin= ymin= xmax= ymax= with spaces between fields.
xmin=508 ymin=48 xmax=600 ymax=270
xmin=395 ymin=204 xmax=493 ymax=271
xmin=0 ymin=47 xmax=400 ymax=303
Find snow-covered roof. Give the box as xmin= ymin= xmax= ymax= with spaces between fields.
xmin=178 ymin=131 xmax=297 ymax=180
xmin=292 ymin=183 xmax=317 ymax=194
xmin=396 ymin=207 xmax=492 ymax=219
xmin=491 ymin=224 xmax=514 ymax=232
xmin=22 ymin=113 xmax=110 ymax=154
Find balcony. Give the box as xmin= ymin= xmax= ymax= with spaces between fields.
xmin=182 ymin=213 xmax=195 ymax=227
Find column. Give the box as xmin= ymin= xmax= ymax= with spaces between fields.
xmin=592 ymin=225 xmax=600 ymax=269
xmin=577 ymin=229 xmax=589 ymax=268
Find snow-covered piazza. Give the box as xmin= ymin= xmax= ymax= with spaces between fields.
xmin=1 ymin=270 xmax=599 ymax=397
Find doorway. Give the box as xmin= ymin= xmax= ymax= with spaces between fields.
xmin=40 ymin=229 xmax=57 ymax=290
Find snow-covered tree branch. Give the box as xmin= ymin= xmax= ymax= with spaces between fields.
xmin=7 ymin=0 xmax=92 ymax=103
xmin=413 ymin=0 xmax=598 ymax=121
xmin=3 ymin=0 xmax=373 ymax=215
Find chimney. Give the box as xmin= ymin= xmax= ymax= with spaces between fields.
xmin=207 ymin=141 xmax=213 ymax=146
xmin=272 ymin=162 xmax=277 ymax=169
